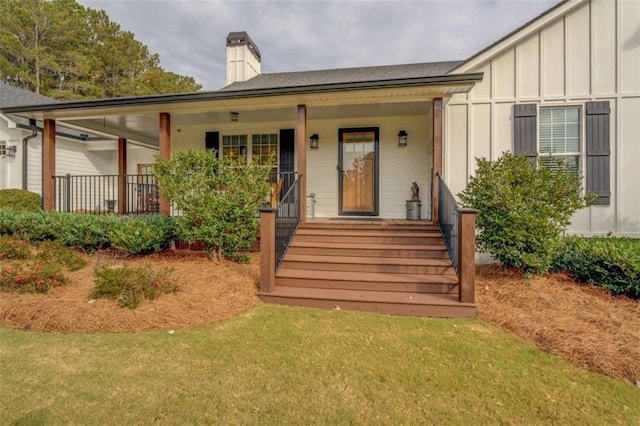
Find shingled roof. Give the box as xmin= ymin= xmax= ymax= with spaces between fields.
xmin=0 ymin=82 xmax=59 ymax=108
xmin=221 ymin=60 xmax=464 ymax=91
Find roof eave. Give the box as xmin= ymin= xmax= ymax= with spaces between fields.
xmin=1 ymin=73 xmax=484 ymax=115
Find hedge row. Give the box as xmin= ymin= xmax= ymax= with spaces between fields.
xmin=0 ymin=189 xmax=42 ymax=212
xmin=553 ymin=236 xmax=640 ymax=299
xmin=0 ymin=209 xmax=175 ymax=255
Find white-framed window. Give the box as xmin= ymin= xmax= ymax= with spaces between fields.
xmin=222 ymin=134 xmax=248 ymax=160
xmin=538 ymin=106 xmax=581 ymax=174
xmin=251 ymin=133 xmax=278 ymax=173
xmin=515 ymin=101 xmax=610 ymax=206
xmin=222 ymin=133 xmax=278 ymax=171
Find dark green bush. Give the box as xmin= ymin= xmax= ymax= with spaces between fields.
xmin=459 ymin=152 xmax=593 ymax=276
xmin=91 ymin=265 xmax=180 ymax=308
xmin=107 ymin=215 xmax=175 ymax=255
xmin=0 ymin=209 xmax=176 ymax=254
xmin=0 ymin=189 xmax=41 ymax=212
xmin=554 ymin=237 xmax=640 ymax=299
xmin=47 ymin=213 xmax=116 ymax=252
xmin=11 ymin=210 xmax=54 ymax=242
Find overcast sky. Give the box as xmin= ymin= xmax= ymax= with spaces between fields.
xmin=77 ymin=0 xmax=559 ymax=91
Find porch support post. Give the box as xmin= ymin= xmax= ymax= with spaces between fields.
xmin=432 ymin=97 xmax=443 ymax=224
xmin=117 ymin=138 xmax=128 ymax=215
xmin=159 ymin=112 xmax=171 ymax=216
xmin=296 ymin=105 xmax=307 ymax=222
xmin=43 ymin=119 xmax=56 ymax=212
xmin=259 ymin=207 xmax=276 ymax=293
xmin=458 ymin=208 xmax=477 ymax=303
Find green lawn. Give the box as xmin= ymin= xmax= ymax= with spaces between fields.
xmin=1 ymin=305 xmax=638 ymax=425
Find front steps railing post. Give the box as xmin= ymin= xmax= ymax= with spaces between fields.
xmin=259 ymin=207 xmax=277 ymax=293
xmin=458 ymin=208 xmax=478 ymax=303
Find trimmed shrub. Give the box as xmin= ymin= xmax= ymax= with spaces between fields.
xmin=554 ymin=237 xmax=640 ymax=299
xmin=91 ymin=265 xmax=180 ymax=308
xmin=459 ymin=152 xmax=593 ymax=276
xmin=153 ymin=150 xmax=271 ymax=258
xmin=107 ymin=215 xmax=175 ymax=255
xmin=0 ymin=209 xmax=176 ymax=254
xmin=11 ymin=210 xmax=54 ymax=243
xmin=47 ymin=213 xmax=116 ymax=251
xmin=0 ymin=189 xmax=41 ymax=212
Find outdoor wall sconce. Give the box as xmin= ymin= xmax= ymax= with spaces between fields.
xmin=398 ymin=130 xmax=408 ymax=147
xmin=310 ymin=133 xmax=320 ymax=150
xmin=0 ymin=145 xmax=17 ymax=158
xmin=230 ymin=111 xmax=239 ymax=122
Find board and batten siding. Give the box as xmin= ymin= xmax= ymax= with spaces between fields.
xmin=445 ymin=0 xmax=640 ymax=236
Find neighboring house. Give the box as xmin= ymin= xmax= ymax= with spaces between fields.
xmin=1 ymin=0 xmax=637 ymax=315
xmin=0 ymin=83 xmax=157 ymax=210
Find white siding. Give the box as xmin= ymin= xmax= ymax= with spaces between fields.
xmin=27 ymin=137 xmax=42 ymax=194
xmin=127 ymin=145 xmax=158 ymax=174
xmin=307 ymin=115 xmax=432 ymax=219
xmin=56 ymin=139 xmax=115 ymax=176
xmin=25 ymin=137 xmax=115 ymax=196
xmin=174 ymin=113 xmax=433 ymax=219
xmin=446 ymin=0 xmax=640 ymax=236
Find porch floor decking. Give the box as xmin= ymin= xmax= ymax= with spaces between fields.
xmin=258 ymin=219 xmax=477 ymax=317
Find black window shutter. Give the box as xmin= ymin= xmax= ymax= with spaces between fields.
xmin=513 ymin=104 xmax=537 ymax=162
xmin=279 ymin=129 xmax=295 ymax=195
xmin=205 ymin=131 xmax=220 ymax=157
xmin=585 ymin=101 xmax=611 ymax=206
xmin=279 ymin=129 xmax=295 ymax=173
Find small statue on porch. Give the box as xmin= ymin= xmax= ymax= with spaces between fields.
xmin=411 ymin=182 xmax=420 ymax=201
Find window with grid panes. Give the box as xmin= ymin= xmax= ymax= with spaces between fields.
xmin=539 ymin=107 xmax=580 ymax=174
xmin=251 ymin=133 xmax=278 ymax=173
xmin=222 ymin=135 xmax=247 ymax=160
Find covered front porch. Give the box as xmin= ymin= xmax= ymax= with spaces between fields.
xmin=31 ymin=83 xmax=466 ymax=220
xmin=8 ymin=74 xmax=480 ymax=316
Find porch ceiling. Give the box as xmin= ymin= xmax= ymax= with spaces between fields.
xmin=5 ymin=81 xmax=471 ymax=147
xmin=57 ymin=100 xmax=433 ymax=148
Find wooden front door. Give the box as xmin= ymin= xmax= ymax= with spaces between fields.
xmin=338 ymin=128 xmax=379 ymax=215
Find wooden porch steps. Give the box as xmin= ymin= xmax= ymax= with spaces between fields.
xmin=258 ymin=221 xmax=477 ymax=318
xmin=260 ymin=287 xmax=476 ymax=318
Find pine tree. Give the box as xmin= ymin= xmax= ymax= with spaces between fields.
xmin=0 ymin=0 xmax=202 ymax=100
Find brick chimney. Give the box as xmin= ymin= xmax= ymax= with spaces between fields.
xmin=226 ymin=31 xmax=261 ymax=85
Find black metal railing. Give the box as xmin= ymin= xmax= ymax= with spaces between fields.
xmin=269 ymin=171 xmax=297 ymax=204
xmin=437 ymin=173 xmax=460 ymax=274
xmin=274 ymin=173 xmax=300 ymax=269
xmin=53 ymin=174 xmax=159 ymax=215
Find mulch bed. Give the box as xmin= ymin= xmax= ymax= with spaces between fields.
xmin=0 ymin=251 xmax=260 ymax=333
xmin=477 ymin=264 xmax=640 ymax=385
xmin=1 ymin=250 xmax=638 ymax=385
